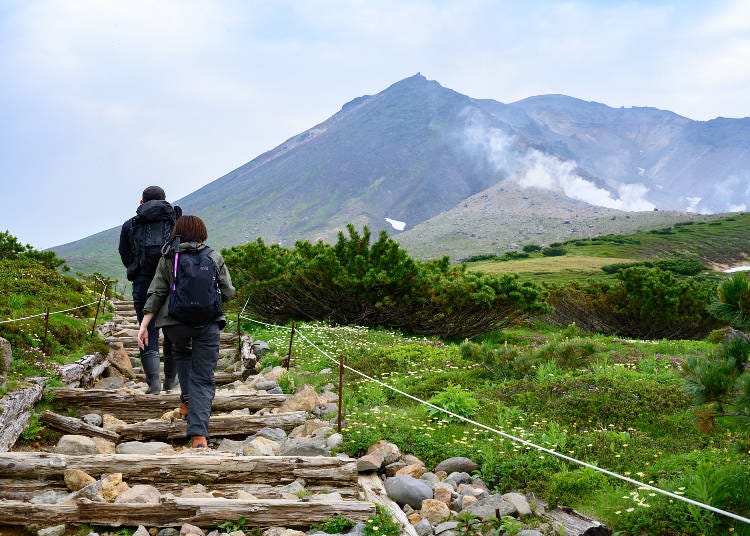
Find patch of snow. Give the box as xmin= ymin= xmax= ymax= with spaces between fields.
xmin=724 ymin=266 xmax=750 ymax=273
xmin=384 ymin=218 xmax=406 ymax=231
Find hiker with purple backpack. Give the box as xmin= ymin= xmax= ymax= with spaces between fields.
xmin=137 ymin=215 xmax=235 ymax=449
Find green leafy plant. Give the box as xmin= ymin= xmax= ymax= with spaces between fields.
xmin=278 ymin=370 xmax=295 ymax=394
xmin=313 ymin=514 xmax=357 ymax=534
xmin=218 ymin=516 xmax=248 ymax=532
xmin=426 ymin=384 xmax=479 ymax=422
xmin=363 ymin=505 xmax=401 ymax=536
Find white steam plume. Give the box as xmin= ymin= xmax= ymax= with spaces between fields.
xmin=461 ymin=108 xmax=656 ymax=211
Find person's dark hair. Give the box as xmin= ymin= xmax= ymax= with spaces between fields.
xmin=142 ymin=185 xmax=166 ymax=202
xmin=173 ymin=215 xmax=208 ymax=243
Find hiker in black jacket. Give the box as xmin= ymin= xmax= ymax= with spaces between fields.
xmin=118 ymin=185 xmax=181 ymax=394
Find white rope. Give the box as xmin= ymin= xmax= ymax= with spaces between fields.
xmin=240 ymin=314 xmax=293 ymax=331
xmin=240 ymin=296 xmax=252 ymax=318
xmin=292 ymin=327 xmax=750 ymax=526
xmin=0 ymin=300 xmax=99 ymax=325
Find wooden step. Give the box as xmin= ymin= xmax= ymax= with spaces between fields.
xmin=0 ymin=453 xmax=358 ymax=488
xmin=51 ymin=389 xmax=288 ymax=422
xmin=0 ymin=497 xmax=374 ymax=529
xmin=114 ymin=411 xmax=307 ymax=440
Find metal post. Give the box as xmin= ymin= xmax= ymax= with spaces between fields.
xmin=42 ymin=307 xmax=50 ymax=355
xmin=338 ymin=354 xmax=345 ymax=433
xmin=284 ymin=321 xmax=296 ymax=370
xmin=90 ymin=281 xmax=107 ymax=337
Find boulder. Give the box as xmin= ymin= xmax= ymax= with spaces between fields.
xmin=434 ymin=457 xmax=478 ymax=474
xmin=357 ymin=452 xmax=384 ymax=472
xmin=116 ymin=441 xmax=174 ymax=455
xmin=414 ymin=519 xmax=433 ymax=536
xmin=502 ymin=492 xmax=532 ymax=516
xmin=108 ymin=342 xmax=136 ymax=379
xmin=384 ymin=475 xmax=433 ymax=509
xmin=396 ymin=463 xmax=426 ymax=478
xmin=114 ymin=484 xmax=161 ymax=504
xmin=463 ymin=494 xmax=516 ymax=519
xmin=64 ymin=469 xmax=96 ymax=491
xmin=56 ymin=435 xmax=98 ymax=455
xmin=255 ymin=427 xmax=287 ymax=442
xmin=279 ymin=384 xmax=321 ymax=412
xmin=0 ymin=336 xmax=11 ymax=379
xmin=367 ymin=440 xmax=401 ymax=465
xmin=421 ymin=498 xmax=452 ymax=524
xmin=443 ymin=472 xmax=472 ymax=487
xmin=278 ymin=436 xmax=330 ymax=456
xmin=82 ymin=413 xmax=103 ymax=427
xmin=38 ymin=526 xmax=66 ymax=536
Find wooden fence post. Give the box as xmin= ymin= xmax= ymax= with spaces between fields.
xmin=90 ymin=280 xmax=107 ymax=338
xmin=284 ymin=322 xmax=296 ymax=370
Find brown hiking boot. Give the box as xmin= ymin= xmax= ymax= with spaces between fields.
xmin=179 ymin=401 xmax=189 ymax=418
xmin=191 ymin=435 xmax=208 ymax=449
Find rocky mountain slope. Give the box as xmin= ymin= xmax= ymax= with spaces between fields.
xmin=53 ymin=74 xmax=748 ymax=280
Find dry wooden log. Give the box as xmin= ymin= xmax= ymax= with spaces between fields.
xmin=542 ymin=507 xmax=612 ymax=536
xmin=359 ymin=473 xmax=419 ymax=536
xmin=40 ymin=410 xmax=120 ymax=440
xmin=0 ymin=479 xmax=357 ymax=501
xmin=0 ymin=377 xmax=45 ymax=452
xmin=50 ymin=389 xmax=288 ymax=422
xmin=0 ymin=478 xmax=56 ymax=501
xmin=59 ymin=353 xmax=108 ymax=387
xmin=132 ymin=370 xmax=244 ymax=384
xmin=0 ymin=497 xmax=375 ymax=529
xmin=0 ymin=453 xmax=358 ymax=487
xmin=114 ymin=411 xmax=306 ymax=439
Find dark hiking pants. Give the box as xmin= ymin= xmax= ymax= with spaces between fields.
xmin=163 ymin=322 xmax=221 ymax=438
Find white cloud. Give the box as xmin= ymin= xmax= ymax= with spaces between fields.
xmin=461 ymin=110 xmax=656 ymax=212
xmin=729 ymin=204 xmax=747 ymax=212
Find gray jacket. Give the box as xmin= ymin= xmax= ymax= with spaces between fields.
xmin=143 ymin=241 xmax=236 ymax=328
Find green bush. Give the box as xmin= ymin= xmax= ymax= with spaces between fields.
xmin=522 ymin=244 xmax=542 ymax=253
xmin=541 ymin=246 xmax=567 ymax=257
xmin=546 ymin=267 xmax=719 ymax=339
xmin=548 ymin=468 xmax=608 ymax=507
xmin=224 ymin=225 xmax=548 ymax=337
xmin=426 ymin=384 xmax=480 ymax=422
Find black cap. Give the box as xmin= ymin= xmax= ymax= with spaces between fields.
xmin=142 ymin=186 xmax=166 ymax=202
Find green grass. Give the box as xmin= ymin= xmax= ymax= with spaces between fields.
xmin=243 ymin=319 xmax=750 ymax=535
xmin=467 ymin=213 xmax=750 ymax=284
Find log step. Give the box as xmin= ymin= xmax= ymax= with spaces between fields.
xmin=0 ymin=453 xmax=358 ymax=488
xmin=113 ymin=411 xmax=306 ymax=440
xmin=0 ymin=498 xmax=374 ymax=529
xmin=51 ymin=389 xmax=288 ymax=422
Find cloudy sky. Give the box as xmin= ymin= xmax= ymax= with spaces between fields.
xmin=1 ymin=0 xmax=748 ymax=249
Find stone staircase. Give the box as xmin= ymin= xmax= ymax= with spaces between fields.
xmin=0 ymin=301 xmax=378 ymax=534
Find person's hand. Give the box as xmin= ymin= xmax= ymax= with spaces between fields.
xmin=137 ymin=324 xmax=148 ymax=350
xmin=137 ymin=312 xmax=154 ymax=350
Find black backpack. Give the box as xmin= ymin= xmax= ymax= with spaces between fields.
xmin=167 ymin=243 xmax=223 ymax=325
xmin=128 ymin=218 xmax=175 ymax=280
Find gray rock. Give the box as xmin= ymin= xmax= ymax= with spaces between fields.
xmin=206 ymin=531 xmax=221 ymax=536
xmin=157 ymin=529 xmax=181 ymax=536
xmin=179 ymin=523 xmax=204 ymax=535
xmin=82 ymin=413 xmax=103 ymax=427
xmin=471 ymin=477 xmax=489 ymax=490
xmin=463 ymin=494 xmax=517 ymax=519
xmin=518 ymin=531 xmax=544 ymax=536
xmin=116 ymin=441 xmax=173 ymax=455
xmin=38 ymin=525 xmax=66 ymax=536
xmin=319 ymin=368 xmax=332 ymax=375
xmin=434 ymin=457 xmax=478 ymax=474
xmin=415 ymin=519 xmax=434 ymax=536
xmin=267 ymin=386 xmax=284 ymax=394
xmin=94 ymin=376 xmax=125 ymax=389
xmin=132 ymin=527 xmax=150 ymax=536
xmin=383 ymin=475 xmax=433 ymax=509
xmin=420 ymin=471 xmax=440 ymax=484
xmin=326 ymin=432 xmax=343 ymax=450
xmin=349 ymin=522 xmax=367 ymax=536
xmin=502 ymin=492 xmax=532 ymax=516
xmin=252 ymin=341 xmax=271 ymax=356
xmin=255 ymin=427 xmax=287 ymax=442
xmin=216 ymin=437 xmax=249 ymax=453
xmin=434 ymin=521 xmax=459 ymax=536
xmin=114 ymin=484 xmax=161 ymax=504
xmin=313 ymin=402 xmax=338 ymax=417
xmin=255 ymin=380 xmax=279 ymax=391
xmin=279 ymin=478 xmax=306 ymax=495
xmin=56 ymin=435 xmax=98 ymax=455
xmin=30 ymin=490 xmax=69 ymax=504
xmin=278 ymin=437 xmax=330 ymax=456
xmin=444 ymin=472 xmax=472 ymax=487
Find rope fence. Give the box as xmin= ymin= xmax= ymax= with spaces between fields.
xmin=0 ymin=300 xmax=99 ymax=325
xmin=240 ymin=314 xmax=750 ymax=526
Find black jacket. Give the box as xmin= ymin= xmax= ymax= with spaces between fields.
xmin=119 ymin=200 xmax=181 ymax=281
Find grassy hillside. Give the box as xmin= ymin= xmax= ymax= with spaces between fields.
xmin=244 ymin=320 xmax=750 ymax=535
xmin=467 ymin=213 xmax=749 ymax=283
